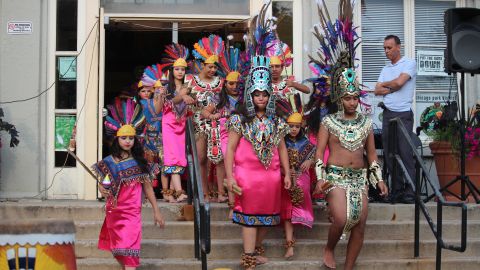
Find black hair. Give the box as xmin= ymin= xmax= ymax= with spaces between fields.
xmin=305 ymin=82 xmax=338 ymax=134
xmin=166 ymin=67 xmax=177 ymax=100
xmin=384 ymin=35 xmax=401 ymax=45
xmin=110 ymin=136 xmax=149 ymax=174
xmin=216 ymin=83 xmax=229 ymax=110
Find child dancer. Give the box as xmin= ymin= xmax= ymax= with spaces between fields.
xmin=138 ymin=64 xmax=168 ymax=199
xmin=278 ymin=95 xmax=316 ymax=259
xmin=225 ymin=55 xmax=291 ymax=270
xmin=95 ymin=98 xmax=165 ymax=270
xmin=160 ymin=43 xmax=195 ymax=203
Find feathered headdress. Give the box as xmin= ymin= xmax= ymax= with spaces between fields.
xmin=161 ymin=43 xmax=190 ymax=68
xmin=104 ymin=98 xmax=145 ymax=137
xmin=266 ymin=39 xmax=292 ymax=67
xmin=245 ymin=1 xmax=277 ymax=57
xmin=276 ymin=93 xmax=303 ymax=124
xmin=192 ymin=34 xmax=225 ymax=64
xmin=309 ymin=0 xmax=367 ymax=108
xmin=138 ymin=63 xmax=169 ymax=89
xmin=218 ymin=45 xmax=245 ymax=82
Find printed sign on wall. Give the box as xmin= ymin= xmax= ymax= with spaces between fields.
xmin=7 ymin=21 xmax=32 ymax=34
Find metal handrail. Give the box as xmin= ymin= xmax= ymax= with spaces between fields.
xmin=185 ymin=118 xmax=211 ymax=270
xmin=388 ymin=118 xmax=467 ymax=270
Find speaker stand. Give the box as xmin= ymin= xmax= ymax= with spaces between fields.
xmin=438 ymin=72 xmax=480 ymax=203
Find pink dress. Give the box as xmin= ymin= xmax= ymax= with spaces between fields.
xmin=93 ymin=156 xmax=159 ymax=267
xmin=280 ymin=135 xmax=316 ymax=228
xmin=162 ymin=97 xmax=191 ymax=174
xmin=227 ymin=114 xmax=289 ymax=226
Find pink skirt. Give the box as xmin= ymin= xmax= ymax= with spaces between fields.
xmin=98 ymin=182 xmax=143 ymax=267
xmin=162 ymin=108 xmax=187 ymax=173
xmin=232 ymin=137 xmax=282 ymax=227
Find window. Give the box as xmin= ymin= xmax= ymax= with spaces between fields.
xmin=56 ymin=0 xmax=77 ymax=51
xmin=55 ymin=0 xmax=78 ymax=167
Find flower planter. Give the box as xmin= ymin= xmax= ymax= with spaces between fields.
xmin=429 ymin=141 xmax=480 ymax=201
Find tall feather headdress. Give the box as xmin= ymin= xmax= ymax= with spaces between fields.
xmin=161 ymin=43 xmax=190 ymax=68
xmin=245 ymin=0 xmax=277 ymax=57
xmin=192 ymin=34 xmax=225 ymax=64
xmin=138 ymin=63 xmax=169 ymax=89
xmin=104 ymin=97 xmax=145 ymax=137
xmin=309 ymin=0 xmax=367 ymax=107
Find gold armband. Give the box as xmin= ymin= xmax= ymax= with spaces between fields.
xmin=315 ymin=159 xmax=326 ymax=182
xmin=368 ymin=160 xmax=383 ymax=187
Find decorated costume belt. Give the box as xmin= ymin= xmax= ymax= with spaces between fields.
xmin=325 ymin=165 xmax=367 ymax=235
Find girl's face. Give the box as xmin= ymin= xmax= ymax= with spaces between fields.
xmin=203 ymin=63 xmax=218 ymax=77
xmin=225 ymin=80 xmax=239 ymax=96
xmin=139 ymin=88 xmax=152 ymax=100
xmin=341 ymin=95 xmax=359 ymax=114
xmin=252 ymin=90 xmax=269 ymax=111
xmin=173 ymin=66 xmax=186 ymax=80
xmin=288 ymin=123 xmax=301 ymax=138
xmin=118 ymin=136 xmax=135 ymax=151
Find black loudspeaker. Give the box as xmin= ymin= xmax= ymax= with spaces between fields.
xmin=444 ymin=8 xmax=480 ymax=74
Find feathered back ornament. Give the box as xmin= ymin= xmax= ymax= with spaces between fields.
xmin=266 ymin=39 xmax=292 ymax=67
xmin=218 ymin=47 xmax=244 ymax=81
xmin=161 ymin=43 xmax=190 ymax=68
xmin=309 ymin=0 xmax=363 ymax=104
xmin=276 ymin=93 xmax=303 ymax=123
xmin=104 ymin=98 xmax=145 ymax=137
xmin=139 ymin=63 xmax=169 ymax=89
xmin=192 ymin=34 xmax=225 ymax=64
xmin=245 ymin=0 xmax=277 ymax=57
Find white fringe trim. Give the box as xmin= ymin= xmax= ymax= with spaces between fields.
xmin=0 ymin=233 xmax=75 ymax=246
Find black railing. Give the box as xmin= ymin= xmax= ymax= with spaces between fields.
xmin=185 ymin=118 xmax=211 ymax=270
xmin=388 ymin=118 xmax=467 ymax=270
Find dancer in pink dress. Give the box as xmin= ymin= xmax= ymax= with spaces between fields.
xmin=160 ymin=43 xmax=195 ymax=203
xmin=225 ymin=55 xmax=291 ymax=270
xmin=94 ymin=99 xmax=165 ymax=269
xmin=277 ymin=95 xmax=316 ymax=259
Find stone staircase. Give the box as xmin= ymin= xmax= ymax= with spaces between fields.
xmin=1 ymin=200 xmax=480 ymax=269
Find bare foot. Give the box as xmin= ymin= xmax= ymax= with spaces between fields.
xmin=217 ymin=193 xmax=228 ymax=203
xmin=176 ymin=193 xmax=188 ymax=203
xmin=323 ymin=247 xmax=336 ymax=269
xmin=165 ymin=195 xmax=176 ymax=203
xmin=228 ymin=209 xmax=233 ymax=220
xmin=284 ymin=246 xmax=294 ymax=260
xmin=256 ymin=255 xmax=268 ymax=265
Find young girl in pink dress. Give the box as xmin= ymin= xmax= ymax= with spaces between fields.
xmin=95 ymin=98 xmax=165 ymax=270
xmin=280 ymin=108 xmax=316 ymax=259
xmin=160 ymin=43 xmax=195 ymax=203
xmin=225 ymin=56 xmax=291 ymax=270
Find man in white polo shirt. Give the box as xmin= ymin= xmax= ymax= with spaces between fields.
xmin=375 ymin=35 xmax=416 ymax=204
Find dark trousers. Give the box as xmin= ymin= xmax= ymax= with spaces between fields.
xmin=382 ymin=109 xmax=415 ymax=197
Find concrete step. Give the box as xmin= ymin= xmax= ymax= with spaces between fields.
xmin=76 ymin=257 xmax=480 ymax=270
xmin=76 ymin=258 xmax=200 ymax=270
xmin=74 ymin=220 xmax=480 ymax=241
xmin=209 ymin=257 xmax=480 ymax=270
xmin=2 ymin=200 xmax=479 ymax=222
xmin=75 ymin=238 xmax=480 ymax=260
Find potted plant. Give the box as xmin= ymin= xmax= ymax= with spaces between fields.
xmin=0 ymin=108 xmax=19 ymax=148
xmin=421 ymin=102 xmax=480 ymax=201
